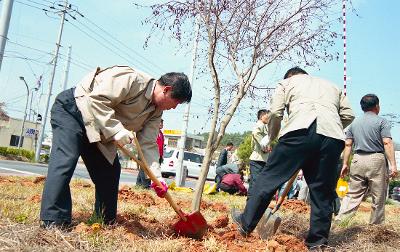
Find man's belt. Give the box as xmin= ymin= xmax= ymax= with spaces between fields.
xmin=354 ymin=150 xmax=384 ymax=154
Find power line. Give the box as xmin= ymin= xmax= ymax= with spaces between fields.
xmin=80 ymin=14 xmax=166 ymax=74
xmin=15 ymin=0 xmax=52 ymax=12
xmin=16 ymin=0 xmax=167 ymax=77
xmin=7 ymin=40 xmax=52 ymax=55
xmin=66 ymin=16 xmax=157 ymax=75
xmin=65 ymin=18 xmax=155 ymax=75
xmin=7 ymin=39 xmax=94 ymax=71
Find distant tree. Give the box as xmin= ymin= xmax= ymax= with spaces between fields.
xmin=237 ymin=134 xmax=252 ymax=165
xmin=140 ymin=0 xmax=341 ymax=210
xmin=199 ymin=131 xmax=251 ymax=149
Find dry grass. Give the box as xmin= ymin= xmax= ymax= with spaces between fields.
xmin=1 ymin=175 xmax=400 ymax=252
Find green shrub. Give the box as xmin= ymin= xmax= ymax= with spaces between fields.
xmin=237 ymin=134 xmax=252 ymax=165
xmin=0 ymin=147 xmax=34 ymax=161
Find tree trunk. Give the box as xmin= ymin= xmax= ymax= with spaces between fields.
xmin=191 ymin=144 xmax=214 ymax=211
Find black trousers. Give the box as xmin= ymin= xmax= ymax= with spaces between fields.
xmin=241 ymin=121 xmax=344 ymax=247
xmin=40 ymin=88 xmax=121 ymax=224
xmin=248 ymin=160 xmax=266 ymax=199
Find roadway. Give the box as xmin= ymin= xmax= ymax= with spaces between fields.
xmin=0 ymin=159 xmax=199 ymax=188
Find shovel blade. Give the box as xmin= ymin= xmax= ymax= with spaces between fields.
xmin=173 ymin=211 xmax=208 ymax=239
xmin=256 ymin=208 xmax=282 ymax=240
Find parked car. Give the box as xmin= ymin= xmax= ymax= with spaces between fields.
xmin=161 ymin=148 xmax=216 ymax=180
xmin=391 ymin=186 xmax=400 ymax=201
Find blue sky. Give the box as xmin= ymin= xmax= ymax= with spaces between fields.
xmin=0 ymin=0 xmax=399 ymax=141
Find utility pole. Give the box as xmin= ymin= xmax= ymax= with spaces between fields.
xmin=18 ymin=76 xmax=29 ymax=149
xmin=62 ymin=45 xmax=72 ymax=90
xmin=34 ymin=0 xmax=69 ymax=162
xmin=29 ymin=75 xmax=41 ymax=121
xmin=175 ymin=17 xmax=200 ymax=186
xmin=0 ymin=0 xmax=15 ymax=71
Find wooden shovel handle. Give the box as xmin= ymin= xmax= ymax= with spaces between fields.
xmin=115 ymin=140 xmax=187 ymax=221
xmin=272 ymin=170 xmax=300 ymax=214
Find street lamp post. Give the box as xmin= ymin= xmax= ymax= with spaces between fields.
xmin=18 ymin=76 xmax=29 ymax=149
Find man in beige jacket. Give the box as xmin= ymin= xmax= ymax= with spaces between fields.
xmin=231 ymin=67 xmax=354 ymax=250
xmin=40 ymin=66 xmax=192 ymax=228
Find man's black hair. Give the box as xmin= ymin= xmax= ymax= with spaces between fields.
xmin=257 ymin=109 xmax=270 ymax=120
xmin=360 ymin=94 xmax=379 ymax=112
xmin=284 ymin=67 xmax=308 ymax=79
xmin=226 ymin=142 xmax=234 ymax=146
xmin=158 ymin=72 xmax=192 ymax=103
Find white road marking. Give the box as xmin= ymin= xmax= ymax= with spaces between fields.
xmin=0 ymin=166 xmax=41 ymax=176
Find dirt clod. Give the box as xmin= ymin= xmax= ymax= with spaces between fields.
xmin=29 ymin=194 xmax=41 ymax=203
xmin=33 ymin=176 xmax=46 ymax=184
xmin=212 ymin=215 xmax=229 ymax=228
xmin=269 ymin=234 xmax=308 ymax=252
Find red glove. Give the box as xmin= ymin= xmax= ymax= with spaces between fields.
xmin=151 ymin=180 xmax=168 ymax=198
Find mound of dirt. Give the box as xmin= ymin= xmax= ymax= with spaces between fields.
xmin=118 ymin=186 xmax=156 ymax=206
xmin=281 ymin=199 xmax=309 ymax=214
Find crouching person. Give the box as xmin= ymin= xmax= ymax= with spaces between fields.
xmin=40 ymin=66 xmax=192 ymax=228
xmin=219 ymin=162 xmax=247 ymax=196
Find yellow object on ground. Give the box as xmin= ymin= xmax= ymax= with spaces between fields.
xmin=204 ymin=183 xmax=217 ymax=195
xmin=91 ymin=223 xmax=101 ymax=232
xmin=336 ymin=178 xmax=349 ymax=198
xmin=168 ymin=181 xmax=193 ymax=193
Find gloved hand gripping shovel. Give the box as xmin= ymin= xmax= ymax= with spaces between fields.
xmin=115 ymin=136 xmax=208 ymax=239
xmin=256 ymin=171 xmax=300 ymax=239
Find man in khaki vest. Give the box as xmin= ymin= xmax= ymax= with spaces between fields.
xmin=248 ymin=109 xmax=270 ymax=199
xmin=40 ymin=66 xmax=192 ymax=228
xmin=231 ymin=67 xmax=354 ymax=250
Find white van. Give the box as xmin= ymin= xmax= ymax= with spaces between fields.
xmin=161 ymin=148 xmax=216 ymax=180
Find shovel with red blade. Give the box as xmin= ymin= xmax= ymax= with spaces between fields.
xmin=116 ymin=137 xmax=208 ymax=239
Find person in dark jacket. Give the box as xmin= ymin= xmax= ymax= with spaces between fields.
xmin=216 ymin=142 xmax=234 ymax=168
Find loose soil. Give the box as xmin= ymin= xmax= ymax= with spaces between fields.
xmin=269 ymin=199 xmax=310 ymax=214
xmin=2 ymin=175 xmax=400 ymax=252
xmin=118 ymin=186 xmax=156 ymax=207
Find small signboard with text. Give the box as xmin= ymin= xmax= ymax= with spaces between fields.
xmin=25 ymin=128 xmax=39 ymax=138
